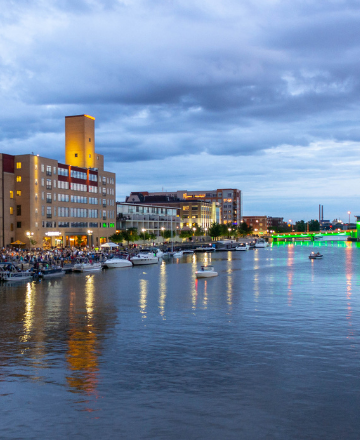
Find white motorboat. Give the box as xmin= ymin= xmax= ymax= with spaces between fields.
xmin=182 ymin=249 xmax=194 ymax=254
xmin=73 ymin=260 xmax=102 ymax=272
xmin=102 ymin=257 xmax=133 ymax=268
xmin=130 ymin=253 xmax=159 ymax=265
xmin=194 ymin=246 xmax=215 ymax=253
xmin=195 ymin=265 xmax=218 ymax=278
xmin=139 ymin=248 xmax=164 ymax=258
xmin=173 ymin=251 xmax=183 ymax=258
xmin=309 ymin=252 xmax=323 ymax=259
xmin=313 ymin=234 xmax=349 ymax=242
xmin=235 ymin=243 xmax=249 ymax=251
xmin=255 ymin=239 xmax=269 ymax=248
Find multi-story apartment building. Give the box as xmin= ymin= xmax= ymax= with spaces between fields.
xmin=116 ymin=202 xmax=180 ymax=236
xmin=126 ymin=188 xmax=241 ymax=225
xmin=242 ymin=216 xmax=268 ymax=235
xmin=0 ymin=115 xmax=116 ymax=248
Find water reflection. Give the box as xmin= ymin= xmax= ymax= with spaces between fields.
xmin=345 ymin=243 xmax=353 ymax=341
xmin=66 ymin=281 xmax=99 ymax=396
xmin=287 ymin=245 xmax=294 ymax=307
xmin=159 ymin=261 xmax=166 ymax=318
xmin=139 ymin=279 xmax=148 ymax=319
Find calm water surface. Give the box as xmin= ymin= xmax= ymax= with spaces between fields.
xmin=1 ymin=242 xmax=360 ymax=439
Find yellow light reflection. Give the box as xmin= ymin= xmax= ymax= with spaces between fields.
xmin=287 ymin=244 xmax=294 ymax=306
xmin=139 ymin=279 xmax=148 ymax=319
xmin=66 ymin=287 xmax=99 ymax=397
xmin=21 ymin=282 xmax=35 ymax=343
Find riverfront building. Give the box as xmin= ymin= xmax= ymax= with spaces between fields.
xmin=116 ymin=202 xmax=180 ymax=236
xmin=126 ymin=188 xmax=241 ymax=225
xmin=0 ymin=115 xmax=116 ymax=248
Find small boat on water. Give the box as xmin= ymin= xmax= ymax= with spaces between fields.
xmin=40 ymin=266 xmax=65 ymax=278
xmin=173 ymin=251 xmax=183 ymax=258
xmin=194 ymin=246 xmax=215 ymax=253
xmin=130 ymin=253 xmax=159 ymax=266
xmin=235 ymin=243 xmax=249 ymax=251
xmin=0 ymin=263 xmax=33 ymax=282
xmin=255 ymin=239 xmax=269 ymax=248
xmin=73 ymin=259 xmax=103 ymax=272
xmin=195 ymin=265 xmax=218 ymax=278
xmin=309 ymin=252 xmax=323 ymax=259
xmin=102 ymin=256 xmax=133 ymax=268
xmin=182 ymin=249 xmax=194 ymax=254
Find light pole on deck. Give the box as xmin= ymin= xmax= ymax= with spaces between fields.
xmin=348 ymin=211 xmax=351 ymax=224
xmin=26 ymin=231 xmax=34 ymax=250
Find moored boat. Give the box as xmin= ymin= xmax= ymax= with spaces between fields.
xmin=235 ymin=243 xmax=249 ymax=251
xmin=255 ymin=239 xmax=269 ymax=248
xmin=102 ymin=256 xmax=133 ymax=268
xmin=130 ymin=253 xmax=159 ymax=265
xmin=40 ymin=266 xmax=65 ymax=278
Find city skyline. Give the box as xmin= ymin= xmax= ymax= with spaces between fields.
xmin=0 ymin=1 xmax=359 ymax=221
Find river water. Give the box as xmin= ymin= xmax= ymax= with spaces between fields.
xmin=1 ymin=242 xmax=360 ymax=439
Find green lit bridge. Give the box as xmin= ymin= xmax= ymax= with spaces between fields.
xmin=271 ymin=230 xmax=358 ymax=242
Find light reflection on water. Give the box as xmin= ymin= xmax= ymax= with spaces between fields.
xmin=1 ymin=243 xmax=360 ymax=439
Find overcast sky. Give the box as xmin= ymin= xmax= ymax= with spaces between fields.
xmin=1 ymin=0 xmax=360 ymax=222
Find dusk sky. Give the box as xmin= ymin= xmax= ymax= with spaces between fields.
xmin=1 ymin=0 xmax=360 ymax=222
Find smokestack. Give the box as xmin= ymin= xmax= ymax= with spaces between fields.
xmin=322 ymin=205 xmax=324 ymax=221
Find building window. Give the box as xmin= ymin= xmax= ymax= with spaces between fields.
xmin=35 ymin=222 xmax=38 ymax=227
xmin=46 ymin=166 xmax=51 ymax=176
xmin=89 ymin=138 xmax=91 ymax=142
xmin=16 ymin=162 xmax=21 ymax=169
xmin=16 ymin=190 xmax=21 ymax=196
xmin=10 ymin=223 xmax=13 ymax=231
xmin=16 ymin=176 xmax=21 ymax=182
xmin=89 ymin=154 xmax=91 ymax=158
xmin=42 ymin=192 xmax=45 ymax=200
xmin=35 ymin=164 xmax=38 ymax=170
xmin=10 ymin=207 xmax=13 ymax=215
xmin=41 ymin=178 xmax=44 ymax=186
xmin=75 ymin=153 xmax=78 ymax=157
xmin=46 ymin=179 xmax=52 ymax=190
xmin=41 ymin=164 xmax=44 ymax=172
xmin=53 ymin=166 xmax=57 ymax=174
xmin=9 ymin=191 xmax=13 ymax=198
xmin=16 ymin=205 xmax=21 ymax=216
xmin=17 ymin=222 xmax=21 ymax=228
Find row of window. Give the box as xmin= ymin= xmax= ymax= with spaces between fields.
xmin=39 ymin=206 xmax=114 ymax=218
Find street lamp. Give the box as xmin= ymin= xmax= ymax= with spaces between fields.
xmin=228 ymin=227 xmax=231 ymax=238
xmin=141 ymin=228 xmax=146 ymax=244
xmin=161 ymin=226 xmax=165 ymax=243
xmin=348 ymin=211 xmax=351 ymax=224
xmin=87 ymin=229 xmax=93 ymax=247
xmin=26 ymin=231 xmax=34 ymax=250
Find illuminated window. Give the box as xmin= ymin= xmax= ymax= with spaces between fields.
xmin=16 ymin=176 xmax=21 ymax=182
xmin=10 ymin=207 xmax=13 ymax=214
xmin=9 ymin=191 xmax=13 ymax=198
xmin=16 ymin=162 xmax=21 ymax=169
xmin=10 ymin=223 xmax=13 ymax=231
xmin=16 ymin=191 xmax=21 ymax=197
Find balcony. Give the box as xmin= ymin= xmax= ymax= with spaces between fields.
xmin=46 ymin=171 xmax=52 ymax=176
xmin=46 ymin=198 xmax=52 ymax=203
xmin=46 ymin=213 xmax=52 ymax=218
xmin=46 ymin=185 xmax=52 ymax=190
xmin=103 ymin=216 xmax=107 ymax=220
xmin=102 ymin=180 xmax=107 ymax=185
xmin=102 ymin=203 xmax=107 ymax=207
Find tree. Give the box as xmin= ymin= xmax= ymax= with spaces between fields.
xmin=29 ymin=238 xmax=37 ymax=247
xmin=308 ymin=219 xmax=320 ymax=232
xmin=75 ymin=235 xmax=84 ymax=247
xmin=179 ymin=230 xmax=192 ymax=239
xmin=122 ymin=227 xmax=139 ymax=244
xmin=161 ymin=230 xmax=172 ymax=239
xmin=295 ymin=220 xmax=306 ymax=232
xmin=237 ymin=221 xmax=253 ymax=237
xmin=109 ymin=232 xmax=124 ymax=243
xmin=208 ymin=222 xmax=222 ymax=240
xmin=194 ymin=225 xmax=204 ymax=236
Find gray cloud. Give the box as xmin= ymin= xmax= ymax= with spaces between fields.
xmin=0 ymin=0 xmax=360 ymax=219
